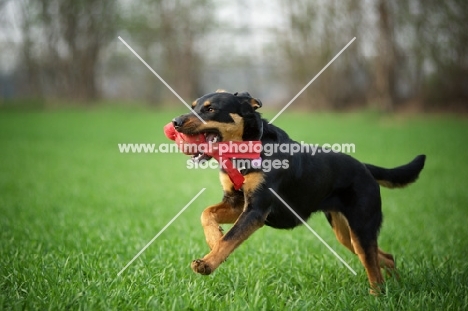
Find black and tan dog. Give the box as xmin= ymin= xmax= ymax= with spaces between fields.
xmin=171 ymin=91 xmax=426 ymax=293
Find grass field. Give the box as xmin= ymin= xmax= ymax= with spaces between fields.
xmin=1 ymin=107 xmax=467 ymax=310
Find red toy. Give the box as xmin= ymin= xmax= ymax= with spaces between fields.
xmin=163 ymin=123 xmax=206 ymax=155
xmin=163 ymin=122 xmax=260 ymax=190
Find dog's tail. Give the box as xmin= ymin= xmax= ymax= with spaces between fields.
xmin=365 ymin=155 xmax=426 ymax=188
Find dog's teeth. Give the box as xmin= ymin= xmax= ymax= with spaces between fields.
xmin=192 ymin=152 xmax=205 ymax=162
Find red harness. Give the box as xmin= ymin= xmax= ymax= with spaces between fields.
xmin=163 ymin=123 xmax=261 ymax=190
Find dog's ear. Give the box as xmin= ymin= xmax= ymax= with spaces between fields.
xmin=234 ymin=92 xmax=262 ymax=110
xmin=242 ymin=111 xmax=263 ymax=140
xmin=238 ymin=99 xmax=263 ymax=141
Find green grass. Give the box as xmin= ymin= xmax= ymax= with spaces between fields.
xmin=1 ymin=107 xmax=467 ymax=310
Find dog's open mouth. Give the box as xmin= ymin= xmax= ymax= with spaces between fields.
xmin=191 ymin=131 xmax=222 ymax=162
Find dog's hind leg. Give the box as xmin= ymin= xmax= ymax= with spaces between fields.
xmin=343 ymin=188 xmax=385 ymax=294
xmin=325 ymin=200 xmax=398 ymax=282
xmin=326 ymin=211 xmax=355 ymax=254
xmin=349 ymin=230 xmax=383 ymax=295
xmin=326 ymin=210 xmax=398 ymax=289
xmin=378 ymin=248 xmax=399 ymax=278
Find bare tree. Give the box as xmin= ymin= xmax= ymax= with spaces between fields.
xmin=373 ymin=0 xmax=396 ymax=112
xmin=123 ymin=0 xmax=215 ymax=104
xmin=16 ymin=0 xmax=117 ymax=101
xmin=277 ymin=0 xmax=468 ymax=111
xmin=276 ymin=0 xmax=368 ymax=110
xmin=391 ymin=0 xmax=468 ymax=109
xmin=7 ymin=0 xmax=467 ymax=109
xmin=417 ymin=0 xmax=468 ymax=107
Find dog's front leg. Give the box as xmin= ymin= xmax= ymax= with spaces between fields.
xmin=191 ymin=203 xmax=268 ymax=275
xmin=201 ymin=200 xmax=243 ymax=249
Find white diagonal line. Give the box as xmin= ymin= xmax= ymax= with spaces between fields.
xmin=118 ymin=36 xmax=206 ymax=124
xmin=117 ymin=188 xmax=206 ymax=276
xmin=268 ymin=188 xmax=357 ymax=275
xmin=269 ymin=37 xmax=356 ymax=124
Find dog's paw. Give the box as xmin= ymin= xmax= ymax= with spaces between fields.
xmin=369 ymin=284 xmax=386 ymax=296
xmin=191 ymin=259 xmax=212 ymax=275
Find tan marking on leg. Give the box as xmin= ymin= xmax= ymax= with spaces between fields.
xmin=378 ymin=248 xmax=399 ymax=279
xmin=350 ymin=231 xmax=384 ymax=295
xmin=201 ymin=202 xmax=242 ymax=249
xmin=328 ymin=212 xmax=355 ymax=254
xmin=192 ymin=210 xmax=265 ymax=275
xmin=241 ymin=171 xmax=264 ymax=195
xmin=219 ymin=171 xmax=234 ymax=192
xmin=192 ymin=177 xmax=267 ymax=275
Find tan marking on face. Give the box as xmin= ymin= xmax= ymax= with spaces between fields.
xmin=181 ymin=115 xmax=203 ymax=130
xmin=194 ymin=113 xmax=244 ymax=141
xmin=203 ymin=100 xmax=211 ymax=107
xmin=191 ymin=100 xmax=197 ymax=108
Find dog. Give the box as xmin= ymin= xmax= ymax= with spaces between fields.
xmin=171 ymin=90 xmax=426 ymax=294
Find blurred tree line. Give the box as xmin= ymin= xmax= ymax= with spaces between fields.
xmin=1 ymin=0 xmax=467 ymax=111
xmin=278 ymin=0 xmax=468 ymax=111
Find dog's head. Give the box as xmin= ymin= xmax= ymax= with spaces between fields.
xmin=172 ymin=91 xmax=263 ymax=161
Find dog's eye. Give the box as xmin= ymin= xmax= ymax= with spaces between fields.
xmin=207 ymin=107 xmax=215 ymax=113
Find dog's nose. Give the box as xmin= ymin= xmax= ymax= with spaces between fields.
xmin=172 ymin=117 xmax=184 ymax=130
